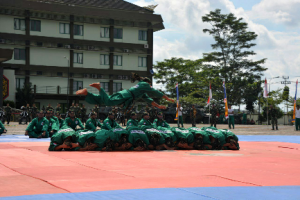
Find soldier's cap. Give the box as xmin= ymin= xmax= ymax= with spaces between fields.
xmin=142 ymin=112 xmax=149 ymax=117
xmin=48 ymin=109 xmax=53 ymax=112
xmin=69 ymin=109 xmax=75 ymax=113
xmin=46 ymin=110 xmax=51 ymax=114
xmin=55 ymin=112 xmax=61 ymax=116
xmin=157 ymin=111 xmax=163 ymax=116
xmin=108 ymin=111 xmax=114 ymax=116
xmin=131 ymin=112 xmax=136 ymax=116
xmin=38 ymin=110 xmax=44 ymax=114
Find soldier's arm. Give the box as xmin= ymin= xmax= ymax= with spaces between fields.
xmin=26 ymin=118 xmax=36 ymax=131
xmin=164 ymin=121 xmax=171 ymax=128
xmin=152 ymin=119 xmax=158 ymax=128
xmin=86 ymin=121 xmax=96 ymax=132
xmin=78 ymin=119 xmax=84 ymax=129
xmin=42 ymin=119 xmax=49 ymax=132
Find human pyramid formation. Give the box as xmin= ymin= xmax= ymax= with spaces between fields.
xmin=20 ymin=73 xmax=240 ymax=151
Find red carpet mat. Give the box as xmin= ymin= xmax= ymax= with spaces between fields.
xmin=0 ymin=141 xmax=300 ymax=197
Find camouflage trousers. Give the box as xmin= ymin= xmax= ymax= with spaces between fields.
xmin=271 ymin=117 xmax=278 ymax=130
xmin=210 ymin=117 xmax=217 ymax=128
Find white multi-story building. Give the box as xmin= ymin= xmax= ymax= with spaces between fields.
xmin=0 ymin=0 xmax=164 ymax=111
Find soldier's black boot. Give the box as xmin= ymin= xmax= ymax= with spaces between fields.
xmin=272 ymin=124 xmax=274 ymax=130
xmin=276 ymin=126 xmax=278 ymax=130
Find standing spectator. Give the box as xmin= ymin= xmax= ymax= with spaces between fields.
xmin=228 ymin=105 xmax=235 ymax=129
xmin=31 ymin=104 xmax=38 ymax=119
xmin=4 ymin=103 xmax=12 ymax=124
xmin=210 ymin=104 xmax=218 ymax=128
xmin=190 ymin=105 xmax=197 ymax=127
xmin=176 ymin=104 xmax=184 ymax=128
xmin=55 ymin=103 xmax=61 ymax=113
xmin=296 ymin=105 xmax=300 ymax=131
xmin=269 ymin=105 xmax=278 ymax=130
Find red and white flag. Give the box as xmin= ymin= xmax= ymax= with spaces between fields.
xmin=207 ymin=82 xmax=212 ymax=104
xmin=263 ymin=78 xmax=268 ymax=98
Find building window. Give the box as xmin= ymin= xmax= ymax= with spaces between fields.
xmin=138 ymin=57 xmax=147 ymax=67
xmin=113 ymin=83 xmax=122 ymax=93
xmin=100 ymin=82 xmax=109 ymax=93
xmin=14 ymin=49 xmax=26 ymax=60
xmin=114 ymin=28 xmax=123 ymax=39
xmin=16 ymin=78 xmax=25 ymax=89
xmin=37 ymin=71 xmax=43 ymax=75
xmin=59 ymin=23 xmax=70 ymax=34
xmin=139 ymin=30 xmax=147 ymax=41
xmin=14 ymin=18 xmax=26 ymax=31
xmin=30 ymin=20 xmax=41 ymax=31
xmin=73 ymin=81 xmax=83 ymax=92
xmin=74 ymin=24 xmax=83 ymax=36
xmin=100 ymin=27 xmax=109 ymax=38
xmin=57 ymin=72 xmax=63 ymax=77
xmin=74 ymin=53 xmax=83 ymax=64
xmin=113 ymin=55 xmax=122 ymax=66
xmin=100 ymin=54 xmax=109 ymax=65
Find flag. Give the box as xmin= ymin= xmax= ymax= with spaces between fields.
xmin=263 ymin=78 xmax=268 ymax=98
xmin=207 ymin=82 xmax=212 ymax=104
xmin=174 ymin=83 xmax=179 ymax=121
xmin=149 ymin=69 xmax=154 ymax=75
xmin=223 ymin=81 xmax=228 ymax=119
xmin=292 ymin=80 xmax=298 ymax=123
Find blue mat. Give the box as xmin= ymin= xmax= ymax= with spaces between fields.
xmin=1 ymin=186 xmax=299 ymax=200
xmin=0 ymin=135 xmax=50 ymax=142
xmin=1 ymin=135 xmax=300 ymax=144
xmin=237 ymin=135 xmax=300 ymax=144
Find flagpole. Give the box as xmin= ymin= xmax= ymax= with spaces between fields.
xmin=209 ymin=104 xmax=211 ymax=126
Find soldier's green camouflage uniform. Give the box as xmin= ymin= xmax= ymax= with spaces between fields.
xmin=210 ymin=106 xmax=218 ymax=128
xmin=270 ymin=108 xmax=278 ymax=130
xmin=4 ymin=106 xmax=12 ymax=124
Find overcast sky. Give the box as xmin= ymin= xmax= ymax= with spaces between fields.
xmin=126 ymin=0 xmax=300 ymax=102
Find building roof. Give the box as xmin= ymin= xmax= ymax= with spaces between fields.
xmin=0 ymin=0 xmax=164 ymax=28
xmin=29 ymin=0 xmax=153 ymax=13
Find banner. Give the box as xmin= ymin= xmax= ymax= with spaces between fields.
xmin=207 ymin=82 xmax=212 ymax=105
xmin=263 ymin=78 xmax=268 ymax=98
xmin=174 ymin=83 xmax=179 ymax=121
xmin=223 ymin=81 xmax=228 ymax=118
xmin=292 ymin=80 xmax=298 ymax=123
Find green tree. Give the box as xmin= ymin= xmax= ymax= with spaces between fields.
xmin=282 ymin=86 xmax=289 ymax=101
xmin=16 ymin=83 xmax=34 ymax=108
xmin=202 ymin=9 xmax=267 ymax=105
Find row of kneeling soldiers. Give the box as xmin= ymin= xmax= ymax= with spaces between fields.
xmin=21 ymin=109 xmax=239 ymax=151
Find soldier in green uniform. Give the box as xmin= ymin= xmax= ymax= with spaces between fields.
xmin=92 ymin=105 xmax=100 ymax=116
xmin=127 ymin=126 xmax=151 ymax=151
xmin=31 ymin=104 xmax=38 ymax=120
xmin=190 ymin=105 xmax=197 ymax=127
xmin=64 ymin=110 xmax=84 ymax=131
xmin=46 ymin=103 xmax=53 ymax=111
xmin=220 ymin=129 xmax=240 ymax=150
xmin=0 ymin=120 xmax=7 ymax=135
xmin=138 ymin=112 xmax=153 ymax=126
xmin=25 ymin=104 xmax=32 ymax=122
xmin=101 ymin=112 xmax=121 ymax=130
xmin=55 ymin=103 xmax=62 ymax=113
xmin=55 ymin=112 xmax=65 ymax=129
xmin=4 ymin=103 xmax=12 ymax=124
xmin=188 ymin=127 xmax=211 ymax=150
xmin=80 ymin=104 xmax=87 ymax=123
xmin=49 ymin=127 xmax=84 ymax=151
xmin=85 ymin=112 xmax=102 ymax=132
xmin=171 ymin=127 xmax=195 ymax=150
xmin=126 ymin=112 xmax=139 ymax=128
xmin=45 ymin=110 xmax=59 ymax=137
xmin=141 ymin=126 xmax=165 ymax=150
xmin=269 ymin=105 xmax=278 ymax=130
xmin=75 ymin=73 xmax=174 ymax=111
xmin=153 ymin=112 xmax=170 ymax=128
xmin=242 ymin=112 xmax=247 ymax=124
xmin=74 ymin=103 xmax=81 ymax=117
xmin=25 ymin=110 xmax=49 ymax=138
xmin=210 ymin=104 xmax=218 ymax=128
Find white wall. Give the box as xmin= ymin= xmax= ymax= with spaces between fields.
xmin=30 ymin=47 xmax=69 ymax=67
xmin=1 ymin=44 xmax=26 ymax=65
xmin=113 ymin=53 xmax=147 ymax=71
xmin=114 ymin=26 xmax=148 ymax=44
xmin=0 ymin=15 xmax=26 ymax=35
xmin=73 ymin=51 xmax=110 ymax=69
xmin=3 ymin=69 xmax=16 ymax=102
xmin=30 ymin=18 xmax=70 ymax=39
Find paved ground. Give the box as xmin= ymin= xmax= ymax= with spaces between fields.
xmin=1 ymin=122 xmax=300 ymax=136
